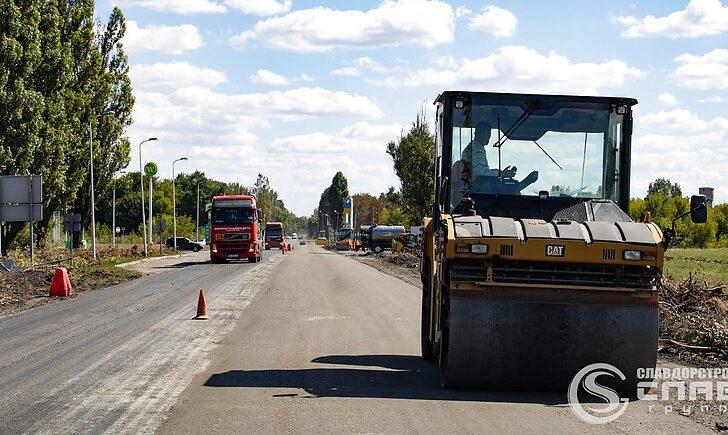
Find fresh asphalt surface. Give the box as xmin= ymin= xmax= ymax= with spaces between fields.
xmin=0 ymin=249 xmax=281 ymax=434
xmin=0 ymin=244 xmax=709 ymax=433
xmin=160 ymin=245 xmax=707 ymax=434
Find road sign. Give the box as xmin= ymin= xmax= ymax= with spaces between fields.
xmin=64 ymin=214 xmax=82 ymax=232
xmin=0 ymin=176 xmax=42 ymax=204
xmin=0 ymin=204 xmax=43 ymax=222
xmin=115 ymin=226 xmax=121 ymax=234
xmin=144 ymin=162 xmax=158 ymax=177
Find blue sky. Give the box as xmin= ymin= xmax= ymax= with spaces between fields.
xmin=99 ymin=0 xmax=727 ymax=215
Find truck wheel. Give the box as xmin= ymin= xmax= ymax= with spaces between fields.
xmin=193 ymin=246 xmax=201 ymax=252
xmin=373 ymin=245 xmax=383 ymax=254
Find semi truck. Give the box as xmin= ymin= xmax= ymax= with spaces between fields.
xmin=208 ymin=195 xmax=263 ymax=263
xmin=265 ymin=222 xmax=285 ymax=249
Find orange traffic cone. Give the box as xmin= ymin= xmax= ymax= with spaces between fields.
xmin=49 ymin=268 xmax=73 ymax=297
xmin=280 ymin=243 xmax=286 ymax=254
xmin=193 ymin=289 xmax=210 ymax=320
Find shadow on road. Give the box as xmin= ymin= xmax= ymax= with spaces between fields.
xmin=203 ymin=354 xmax=569 ymax=404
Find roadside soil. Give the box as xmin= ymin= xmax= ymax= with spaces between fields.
xmin=0 ymin=245 xmax=180 ymax=318
xmin=343 ymin=249 xmax=421 ymax=287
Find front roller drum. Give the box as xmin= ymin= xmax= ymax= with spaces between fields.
xmin=439 ymin=298 xmax=658 ymax=392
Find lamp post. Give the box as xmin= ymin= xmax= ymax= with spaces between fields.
xmin=112 ymin=171 xmax=126 ymax=247
xmin=172 ymin=157 xmax=188 ymax=250
xmin=195 ymin=180 xmax=204 ymax=243
xmin=139 ymin=138 xmax=158 ymax=256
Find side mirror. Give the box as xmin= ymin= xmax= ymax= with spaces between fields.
xmin=690 ymin=195 xmax=708 ymax=224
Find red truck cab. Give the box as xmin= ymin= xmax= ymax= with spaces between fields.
xmin=264 ymin=222 xmax=285 ymax=249
xmin=209 ymin=195 xmax=263 ymax=263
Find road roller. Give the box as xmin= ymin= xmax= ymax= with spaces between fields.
xmin=420 ymin=91 xmax=709 ymax=391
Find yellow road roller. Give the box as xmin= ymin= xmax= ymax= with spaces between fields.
xmin=420 ymin=91 xmax=709 ymax=391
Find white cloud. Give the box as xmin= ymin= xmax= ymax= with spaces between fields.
xmin=658 ymin=92 xmax=679 ymax=106
xmin=612 ymin=0 xmax=728 ymax=38
xmin=674 ymin=48 xmax=728 ymax=90
xmin=373 ymin=45 xmax=645 ymax=94
xmin=454 ymin=6 xmax=472 ymax=17
xmin=331 ymin=67 xmax=361 ymax=77
xmin=224 ymin=0 xmax=291 ymax=15
xmin=331 ymin=56 xmax=400 ymax=76
xmin=266 ymin=122 xmax=403 ymax=210
xmin=124 ymin=21 xmax=203 ymax=55
xmin=249 ymin=69 xmax=315 ymax=85
xmin=249 ymin=69 xmax=291 ymax=86
xmin=469 ymin=5 xmax=517 ymax=37
xmin=230 ymin=0 xmax=455 ymax=52
xmin=115 ymin=0 xmax=290 ymax=15
xmin=699 ymin=95 xmax=724 ymax=103
xmin=131 ymin=62 xmax=228 ymax=89
xmin=640 ymin=109 xmax=709 ymax=131
xmin=116 ymin=0 xmax=226 ymax=14
xmin=631 ymin=113 xmax=728 ymax=204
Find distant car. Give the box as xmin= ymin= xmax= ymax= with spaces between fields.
xmin=291 ymin=233 xmax=298 ymax=239
xmin=166 ymin=237 xmax=204 ymax=252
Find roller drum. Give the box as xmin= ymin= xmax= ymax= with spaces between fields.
xmin=439 ymin=298 xmax=658 ymax=392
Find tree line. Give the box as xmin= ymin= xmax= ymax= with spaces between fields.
xmin=0 ymin=2 xmax=133 ymax=252
xmin=95 ymin=172 xmax=305 ymax=243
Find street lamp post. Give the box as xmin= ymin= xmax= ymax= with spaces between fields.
xmin=172 ymin=157 xmax=189 ymax=250
xmin=112 ymin=171 xmax=126 ymax=247
xmin=139 ymin=138 xmax=158 ymax=256
xmin=196 ymin=180 xmax=203 ymax=242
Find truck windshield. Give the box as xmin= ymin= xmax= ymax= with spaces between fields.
xmin=212 ymin=207 xmax=254 ymax=225
xmin=449 ymin=96 xmax=625 ymax=209
xmin=266 ymin=228 xmax=283 ymax=236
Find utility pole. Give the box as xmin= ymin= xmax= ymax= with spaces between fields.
xmin=139 ymin=138 xmax=158 ymax=256
xmin=89 ymin=120 xmax=96 ymax=260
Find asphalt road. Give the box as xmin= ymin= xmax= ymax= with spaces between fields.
xmin=0 ymin=249 xmax=282 ymax=434
xmin=160 ymin=245 xmax=708 ymax=434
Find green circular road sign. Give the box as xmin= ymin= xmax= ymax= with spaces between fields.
xmin=144 ymin=162 xmax=158 ymax=177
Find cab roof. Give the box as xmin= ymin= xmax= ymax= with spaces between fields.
xmin=434 ymin=91 xmax=638 ymax=106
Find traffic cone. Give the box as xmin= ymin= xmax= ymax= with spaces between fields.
xmin=49 ymin=268 xmax=73 ymax=297
xmin=193 ymin=289 xmax=210 ymax=320
xmin=287 ymin=243 xmax=292 ymax=251
xmin=280 ymin=243 xmax=286 ymax=254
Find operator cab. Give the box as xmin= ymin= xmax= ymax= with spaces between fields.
xmin=437 ymin=91 xmax=635 ymax=222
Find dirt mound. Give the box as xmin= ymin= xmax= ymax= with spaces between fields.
xmin=659 ymin=276 xmax=728 ymax=363
xmin=385 ymin=252 xmax=419 ymax=268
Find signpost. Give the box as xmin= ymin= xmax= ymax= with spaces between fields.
xmin=64 ymin=213 xmax=81 ymax=265
xmin=0 ymin=175 xmax=43 ymax=261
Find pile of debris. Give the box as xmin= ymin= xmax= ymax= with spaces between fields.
xmin=385 ymin=252 xmax=420 ymax=269
xmin=659 ymin=276 xmax=728 ymax=362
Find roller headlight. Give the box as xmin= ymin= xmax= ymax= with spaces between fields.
xmin=471 ymin=244 xmax=489 ymax=254
xmin=623 ymin=250 xmax=642 ymax=261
